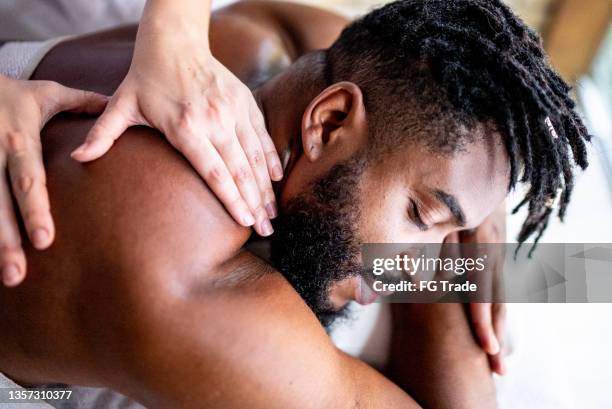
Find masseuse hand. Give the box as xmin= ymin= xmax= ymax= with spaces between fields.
xmin=71 ymin=0 xmax=283 ymax=237
xmin=0 ymin=74 xmax=107 ymax=286
xmin=460 ymin=203 xmax=507 ymax=375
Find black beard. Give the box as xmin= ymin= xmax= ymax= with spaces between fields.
xmin=270 ymin=156 xmax=366 ymax=329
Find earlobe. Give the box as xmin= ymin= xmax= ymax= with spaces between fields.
xmin=301 ymin=82 xmax=366 ymax=163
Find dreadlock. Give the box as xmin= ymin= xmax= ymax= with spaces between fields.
xmin=324 ymin=0 xmax=591 ymax=255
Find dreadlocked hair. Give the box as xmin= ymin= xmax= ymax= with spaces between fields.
xmin=324 ymin=0 xmax=591 ymax=256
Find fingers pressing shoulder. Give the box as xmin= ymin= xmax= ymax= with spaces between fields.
xmin=0 ymin=75 xmax=107 ymax=287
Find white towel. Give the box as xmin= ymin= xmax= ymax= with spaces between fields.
xmin=0 ymin=373 xmax=54 ymax=409
xmin=0 ymin=372 xmax=145 ymax=409
xmin=0 ymin=0 xmax=145 ymax=42
xmin=0 ymin=36 xmax=72 ymax=80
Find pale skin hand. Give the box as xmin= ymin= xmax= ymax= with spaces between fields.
xmin=0 ymin=74 xmax=108 ymax=286
xmin=71 ymin=0 xmax=283 ymax=236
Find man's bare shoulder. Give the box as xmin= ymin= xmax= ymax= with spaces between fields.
xmin=38 ymin=117 xmax=250 ymax=289
xmin=0 ymin=116 xmax=252 ymax=384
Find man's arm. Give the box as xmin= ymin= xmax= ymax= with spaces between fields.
xmin=216 ymin=0 xmax=349 ymax=58
xmin=386 ymin=303 xmax=497 ymax=409
xmin=106 ymin=255 xmax=419 ymax=409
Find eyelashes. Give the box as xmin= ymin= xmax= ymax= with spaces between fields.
xmin=408 ymin=199 xmax=429 ymax=231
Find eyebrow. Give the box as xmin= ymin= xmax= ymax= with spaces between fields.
xmin=432 ymin=190 xmax=466 ymax=227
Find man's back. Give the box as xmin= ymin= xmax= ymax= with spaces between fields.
xmin=0 ymin=16 xmax=398 ymax=402
xmin=0 ymin=0 xmax=348 ymax=389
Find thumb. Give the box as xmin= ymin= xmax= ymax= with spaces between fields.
xmin=71 ymin=102 xmax=133 ymax=162
xmin=54 ymin=87 xmax=109 ymax=116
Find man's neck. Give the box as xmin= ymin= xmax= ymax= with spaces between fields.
xmin=253 ymin=51 xmax=328 ymax=180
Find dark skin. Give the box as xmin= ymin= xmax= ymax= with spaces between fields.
xmin=0 ymin=1 xmax=507 ymax=408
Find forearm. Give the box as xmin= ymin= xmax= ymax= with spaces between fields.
xmin=135 ymin=0 xmax=213 ymax=67
xmin=143 ymin=0 xmax=212 ymax=36
xmin=386 ymin=303 xmax=497 ymax=409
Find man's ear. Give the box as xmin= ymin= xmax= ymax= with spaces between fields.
xmin=301 ymin=82 xmax=367 ymax=162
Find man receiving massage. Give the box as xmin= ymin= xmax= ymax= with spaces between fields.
xmin=0 ymin=0 xmax=589 ymax=408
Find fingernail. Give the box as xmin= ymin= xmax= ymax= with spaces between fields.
xmin=265 ymin=202 xmax=277 ymax=219
xmin=242 ymin=213 xmax=255 ymax=227
xmin=489 ymin=337 xmax=500 ymax=355
xmin=261 ymin=219 xmax=274 ymax=236
xmin=32 ymin=228 xmax=49 ymax=249
xmin=498 ymin=360 xmax=506 ymax=375
xmin=71 ymin=142 xmax=89 ymax=157
xmin=2 ymin=264 xmax=22 ymax=287
xmin=272 ymin=165 xmax=283 ymax=180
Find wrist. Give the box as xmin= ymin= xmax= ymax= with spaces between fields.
xmin=140 ymin=0 xmax=212 ymax=50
